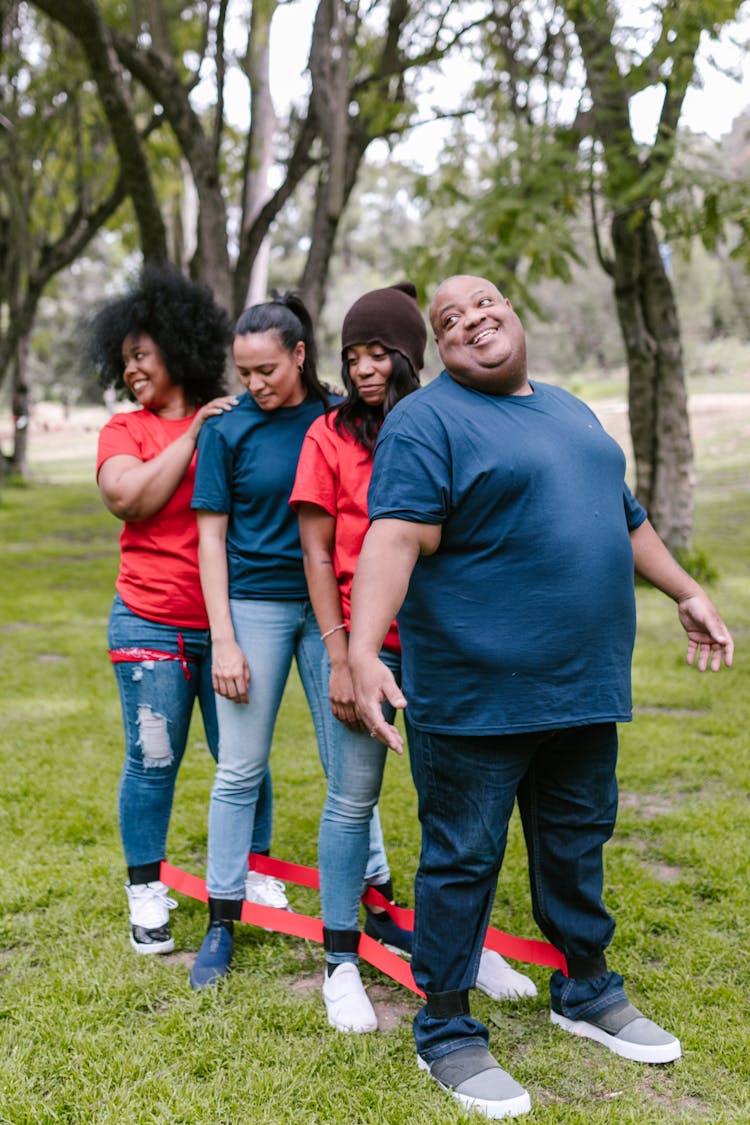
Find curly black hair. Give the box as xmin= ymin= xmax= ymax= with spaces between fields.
xmin=87 ymin=263 xmax=232 ymax=405
xmin=334 ymin=349 xmax=421 ymax=454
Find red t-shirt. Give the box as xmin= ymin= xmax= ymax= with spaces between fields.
xmin=97 ymin=409 xmax=208 ymax=628
xmin=290 ymin=410 xmax=400 ymax=653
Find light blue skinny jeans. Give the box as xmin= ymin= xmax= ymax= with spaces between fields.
xmin=206 ymin=598 xmax=390 ymax=899
xmin=318 ymin=647 xmax=401 ymax=964
xmin=108 ymin=594 xmax=272 ymax=869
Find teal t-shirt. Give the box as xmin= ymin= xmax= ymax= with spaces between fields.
xmin=368 ymin=374 xmax=647 ymax=734
xmin=192 ymin=393 xmax=326 ymax=600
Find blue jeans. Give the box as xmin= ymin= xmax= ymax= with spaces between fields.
xmin=207 ymin=598 xmax=330 ymax=898
xmin=108 ymin=595 xmax=272 ymax=869
xmin=406 ymin=721 xmax=624 ymax=1060
xmin=318 ymin=647 xmax=401 ymax=960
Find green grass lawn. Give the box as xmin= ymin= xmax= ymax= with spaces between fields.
xmin=0 ymin=413 xmax=748 ymax=1123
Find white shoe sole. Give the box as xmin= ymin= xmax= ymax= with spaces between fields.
xmin=417 ymin=1056 xmax=531 ymax=1119
xmin=325 ymin=1010 xmax=378 ymax=1033
xmin=130 ymin=935 xmax=175 ymax=954
xmin=550 ymin=1010 xmax=682 ymax=1063
xmin=382 ymin=941 xmax=410 ymax=958
xmin=323 ymin=990 xmax=378 ymax=1033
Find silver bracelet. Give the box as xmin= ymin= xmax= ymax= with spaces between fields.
xmin=320 ymin=623 xmax=346 ymax=640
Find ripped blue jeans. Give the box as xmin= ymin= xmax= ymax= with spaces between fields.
xmin=108 ymin=594 xmax=272 ymax=869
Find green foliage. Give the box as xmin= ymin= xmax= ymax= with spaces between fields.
xmin=0 ymin=397 xmax=748 ymax=1121
xmin=398 ymin=0 xmax=750 ymax=343
xmin=672 ymin=545 xmax=720 ymax=585
xmin=405 ymin=119 xmax=585 ymax=321
xmin=2 ymin=11 xmax=118 ymax=246
xmin=28 ymin=241 xmax=134 ymax=406
xmin=655 ymin=127 xmax=750 ymax=266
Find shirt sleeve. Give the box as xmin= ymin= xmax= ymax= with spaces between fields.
xmin=96 ymin=413 xmax=140 ymax=477
xmin=367 ymin=406 xmax=450 ymax=525
xmin=191 ymin=418 xmax=233 ymax=513
xmin=623 ymin=482 xmax=647 ymax=530
xmin=289 ymin=418 xmax=338 ymax=516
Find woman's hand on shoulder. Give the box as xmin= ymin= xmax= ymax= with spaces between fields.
xmin=188 ymin=395 xmax=239 ymax=441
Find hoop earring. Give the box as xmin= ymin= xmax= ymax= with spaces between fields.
xmin=298 ymin=364 xmax=304 ymax=375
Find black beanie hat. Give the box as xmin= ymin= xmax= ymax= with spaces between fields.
xmin=341 ymin=282 xmax=426 ymax=376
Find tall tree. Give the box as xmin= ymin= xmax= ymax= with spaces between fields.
xmin=561 ymin=0 xmax=743 ymax=553
xmin=0 ymin=2 xmax=128 ymax=472
xmin=408 ymin=0 xmax=749 ymax=554
xmin=27 ymin=0 xmax=492 ymax=323
xmin=239 ymin=0 xmax=278 ymax=306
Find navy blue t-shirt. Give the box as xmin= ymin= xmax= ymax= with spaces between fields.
xmin=192 ymin=393 xmax=327 ymax=600
xmin=367 ymin=374 xmax=647 ymax=734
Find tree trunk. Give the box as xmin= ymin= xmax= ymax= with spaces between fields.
xmin=106 ymin=25 xmax=232 ymax=309
xmin=239 ymin=0 xmax=278 ymax=309
xmin=33 ymin=0 xmax=168 ymax=261
xmin=10 ymin=333 xmax=30 ymax=479
xmin=300 ymin=0 xmax=359 ymax=321
xmin=565 ymin=0 xmax=705 ymax=555
xmin=612 ymin=206 xmax=695 ymax=553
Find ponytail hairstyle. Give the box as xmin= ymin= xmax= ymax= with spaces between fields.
xmin=234 ymin=290 xmax=329 ymax=407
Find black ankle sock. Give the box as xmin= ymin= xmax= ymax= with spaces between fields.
xmin=208 ymin=897 xmax=243 ymax=927
xmin=212 ymin=919 xmax=234 ymax=936
xmin=326 ymin=961 xmax=352 ymax=978
xmin=128 ymin=861 xmax=162 ymax=885
xmin=369 ymin=878 xmax=394 ymax=905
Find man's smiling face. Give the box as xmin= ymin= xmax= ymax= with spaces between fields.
xmin=429 ymin=276 xmax=530 ymax=396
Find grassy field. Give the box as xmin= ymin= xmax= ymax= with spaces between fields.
xmin=0 ymin=391 xmax=748 ymax=1124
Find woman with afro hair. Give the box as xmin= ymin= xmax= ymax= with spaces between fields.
xmin=92 ymin=264 xmax=275 ymax=957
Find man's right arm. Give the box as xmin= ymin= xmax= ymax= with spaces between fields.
xmin=349 ymin=517 xmax=441 ymax=752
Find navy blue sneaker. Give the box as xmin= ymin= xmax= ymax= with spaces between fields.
xmin=363 ymin=905 xmax=413 ymax=955
xmin=190 ymin=921 xmax=233 ymax=990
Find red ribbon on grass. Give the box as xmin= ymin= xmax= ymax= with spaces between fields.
xmin=160 ymin=853 xmax=567 ymax=998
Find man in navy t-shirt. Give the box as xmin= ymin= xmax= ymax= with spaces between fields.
xmin=349 ymin=275 xmax=733 ymax=1120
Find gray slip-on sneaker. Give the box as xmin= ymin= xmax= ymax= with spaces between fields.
xmin=418 ymin=1044 xmax=531 ymax=1119
xmin=550 ymin=999 xmax=682 ymax=1064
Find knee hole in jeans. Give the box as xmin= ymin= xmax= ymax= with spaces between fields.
xmin=136 ymin=705 xmax=174 ymax=769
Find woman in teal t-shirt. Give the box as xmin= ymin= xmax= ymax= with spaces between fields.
xmin=189 ymin=292 xmax=328 ymax=988
xmin=190 ymin=292 xmax=402 ymax=989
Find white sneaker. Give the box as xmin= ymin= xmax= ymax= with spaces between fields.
xmin=322 ymin=963 xmax=378 ymax=1033
xmin=476 ymin=949 xmax=538 ymax=1001
xmin=125 ymin=880 xmax=177 ymax=954
xmin=244 ymin=870 xmax=289 ymax=909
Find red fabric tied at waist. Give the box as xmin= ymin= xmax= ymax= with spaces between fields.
xmin=109 ymin=633 xmax=193 ymax=680
xmin=160 ymin=853 xmax=568 ymax=998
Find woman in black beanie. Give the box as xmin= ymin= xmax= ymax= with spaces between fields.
xmin=291 ymin=283 xmax=536 ymax=1032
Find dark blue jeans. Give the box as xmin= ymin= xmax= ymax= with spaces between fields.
xmin=406 ymin=721 xmax=626 ymax=1060
xmin=108 ymin=595 xmax=272 ymax=869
